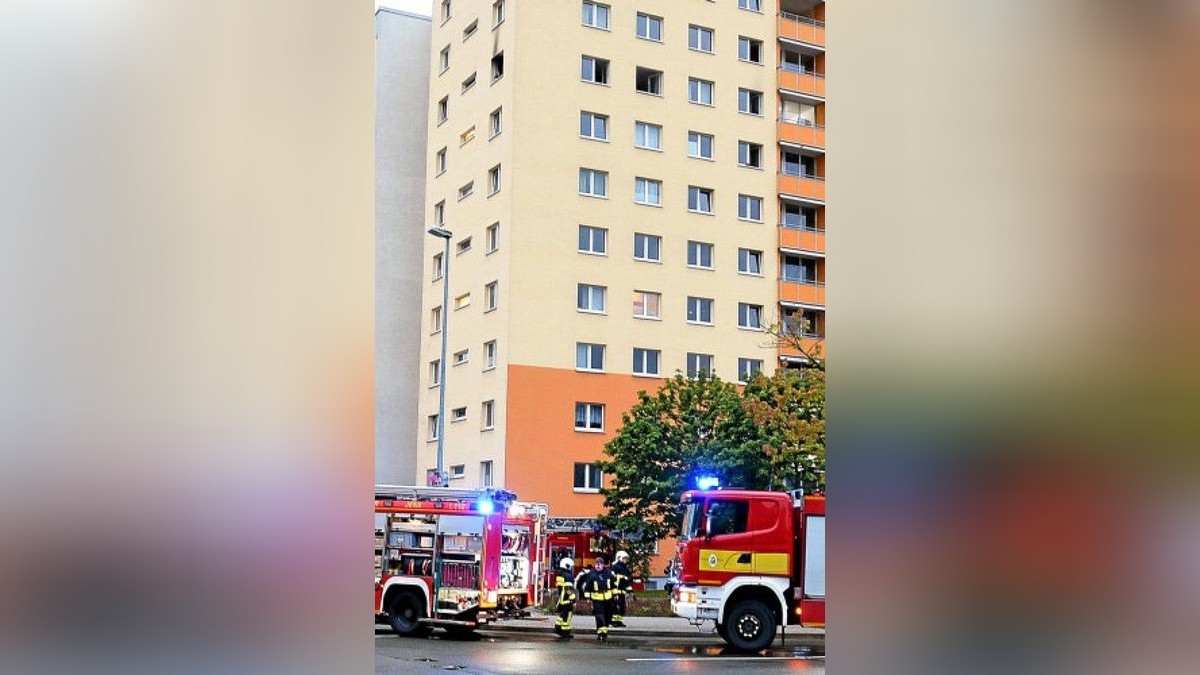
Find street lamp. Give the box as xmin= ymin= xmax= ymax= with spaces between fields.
xmin=428 ymin=226 xmax=452 ymax=487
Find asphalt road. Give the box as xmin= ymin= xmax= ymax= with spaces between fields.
xmin=376 ymin=629 xmax=825 ymax=674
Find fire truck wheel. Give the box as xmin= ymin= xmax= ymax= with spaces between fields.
xmin=725 ymin=600 xmax=776 ymax=652
xmin=388 ymin=592 xmax=429 ymax=637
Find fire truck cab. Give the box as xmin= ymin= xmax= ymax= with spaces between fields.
xmin=374 ymin=485 xmax=547 ymax=636
xmin=671 ymin=488 xmax=825 ymax=651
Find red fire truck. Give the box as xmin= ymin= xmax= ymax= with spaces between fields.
xmin=544 ymin=517 xmax=614 ymax=588
xmin=670 ymin=486 xmax=825 ymax=651
xmin=374 ymin=485 xmax=547 ymax=635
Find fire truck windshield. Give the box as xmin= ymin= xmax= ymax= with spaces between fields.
xmin=681 ymin=500 xmax=705 ymax=542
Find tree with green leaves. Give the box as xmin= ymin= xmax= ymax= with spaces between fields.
xmin=740 ymin=366 xmax=826 ymax=493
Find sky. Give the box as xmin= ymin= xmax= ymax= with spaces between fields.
xmin=376 ymin=0 xmax=432 ymax=17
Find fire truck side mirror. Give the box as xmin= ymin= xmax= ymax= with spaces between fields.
xmin=703 ymin=511 xmax=713 ymax=540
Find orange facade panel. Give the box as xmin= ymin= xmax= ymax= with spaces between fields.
xmin=780 ymin=226 xmax=825 ymax=254
xmin=779 ymin=279 xmax=825 ymax=306
xmin=777 ymin=14 xmax=825 ymax=48
xmin=778 ymin=69 xmax=825 ymax=98
xmin=778 ymin=173 xmax=826 ymax=201
xmin=780 ymin=337 xmax=825 ymax=361
xmin=778 ymin=120 xmax=825 ymax=149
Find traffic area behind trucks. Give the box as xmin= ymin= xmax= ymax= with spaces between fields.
xmin=670 ymin=488 xmax=825 ymax=651
xmin=374 ymin=485 xmax=547 ymax=636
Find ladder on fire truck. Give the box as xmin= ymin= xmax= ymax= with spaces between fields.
xmin=374 ymin=484 xmax=518 ymax=503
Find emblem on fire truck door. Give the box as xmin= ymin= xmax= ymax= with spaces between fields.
xmin=708 ymin=553 xmax=718 ymax=568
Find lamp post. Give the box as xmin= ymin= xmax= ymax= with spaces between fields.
xmin=428 ymin=226 xmax=452 ymax=487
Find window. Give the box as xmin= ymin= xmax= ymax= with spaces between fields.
xmin=635 ymin=67 xmax=663 ymax=95
xmin=577 ymin=283 xmax=607 ymax=313
xmin=579 ymin=225 xmax=607 ymax=255
xmin=491 ymin=52 xmax=504 ymax=81
xmin=435 ymin=147 xmax=447 ymax=175
xmin=453 ymin=349 xmax=469 ymax=366
xmin=574 ymin=462 xmax=602 ymax=490
xmin=580 ymin=111 xmax=608 ymax=140
xmin=687 ymin=297 xmax=713 ymax=324
xmin=688 ymin=78 xmax=713 ymax=105
xmin=484 ymin=281 xmax=498 ymax=311
xmin=738 ymin=141 xmax=762 ymax=168
xmin=633 ymin=290 xmax=661 ymax=319
xmin=451 ymin=407 xmax=467 ymax=423
xmin=707 ymin=499 xmax=750 ymax=536
xmin=431 ymin=306 xmax=443 ymax=333
xmin=574 ymin=404 xmax=604 ymax=432
xmin=738 ymin=194 xmax=763 ymax=222
xmin=451 ymin=464 xmax=465 ymax=480
xmin=429 ymin=359 xmax=441 ymax=386
xmin=636 ymin=13 xmax=662 ymax=41
xmin=434 ymin=200 xmax=445 ymax=225
xmin=432 ymin=253 xmax=444 ymax=281
xmin=576 ymin=342 xmax=606 ymax=371
xmin=460 ymin=125 xmax=475 ymax=145
xmin=489 ymin=107 xmax=502 ymax=137
xmin=484 ymin=340 xmax=497 ymax=370
xmin=463 ymin=19 xmax=477 ymax=40
xmin=581 ymin=1 xmax=610 ymax=30
xmin=486 ymin=222 xmax=499 ymax=252
xmin=634 ymin=121 xmax=662 ymax=150
xmin=488 ymin=165 xmax=501 ymax=195
xmin=456 ymin=237 xmax=472 ymax=254
xmin=578 ymin=168 xmax=608 ymax=197
xmin=440 ymin=0 xmax=451 ymax=23
xmin=687 ymin=241 xmax=714 ymax=269
xmin=428 ymin=414 xmax=439 ymax=441
xmin=492 ymin=0 xmax=505 ymax=27
xmin=482 ymin=400 xmax=496 ymax=429
xmin=738 ymin=303 xmax=763 ymax=329
xmin=738 ymin=0 xmax=761 ymax=12
xmin=738 ymin=88 xmax=763 ymax=115
xmin=458 ymin=182 xmax=474 ymax=200
xmin=439 ymin=45 xmax=450 ymax=73
xmin=688 ymin=131 xmax=714 ymax=160
xmin=633 ymin=348 xmax=661 ymax=376
xmin=581 ymin=55 xmax=609 ymax=84
xmin=738 ymin=36 xmax=763 ymax=63
xmin=633 ymin=233 xmax=661 ymax=262
xmin=453 ymin=292 xmax=470 ymax=310
xmin=462 ymin=72 xmax=476 ymax=93
xmin=634 ymin=177 xmax=662 ymax=206
xmin=688 ymin=186 xmax=714 ymax=213
xmin=738 ymin=248 xmax=763 ymax=275
xmin=687 ymin=352 xmax=715 ymax=378
xmin=783 ymin=203 xmax=819 ymax=228
xmin=437 ymin=96 xmax=448 ymax=123
xmin=481 ymin=460 xmax=494 ymax=486
xmin=688 ymin=25 xmax=713 ymax=53
xmin=783 ymin=254 xmax=818 ymax=282
xmin=738 ymin=358 xmax=764 ymax=384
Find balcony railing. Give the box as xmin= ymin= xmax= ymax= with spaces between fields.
xmin=779 ymin=278 xmax=825 ymax=306
xmin=778 ymin=11 xmax=825 ymax=47
xmin=778 ymin=66 xmax=825 ymax=98
xmin=779 ymin=336 xmax=825 ymax=360
xmin=778 ymin=169 xmax=825 ymax=201
xmin=778 ymin=119 xmax=825 ymax=149
xmin=780 ymin=223 xmax=825 ymax=253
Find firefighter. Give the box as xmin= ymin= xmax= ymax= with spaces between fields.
xmin=553 ymin=558 xmax=577 ymax=639
xmin=578 ymin=556 xmax=616 ymax=641
xmin=609 ymin=550 xmax=632 ymax=627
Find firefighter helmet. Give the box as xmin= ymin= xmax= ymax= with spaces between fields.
xmin=616 ymin=550 xmax=629 ymax=562
xmin=559 ymin=557 xmax=574 ymax=571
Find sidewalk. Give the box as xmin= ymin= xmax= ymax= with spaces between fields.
xmin=477 ymin=609 xmax=825 ymax=640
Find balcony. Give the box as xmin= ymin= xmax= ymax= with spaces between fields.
xmin=780 ymin=337 xmax=825 ymax=361
xmin=778 ymin=12 xmax=824 ymax=48
xmin=780 ymin=224 xmax=825 ymax=254
xmin=778 ymin=169 xmax=825 ymax=201
xmin=779 ymin=278 xmax=825 ymax=307
xmin=778 ymin=119 xmax=824 ymax=150
xmin=778 ymin=66 xmax=825 ymax=98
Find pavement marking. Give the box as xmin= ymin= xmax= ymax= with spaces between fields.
xmin=627 ymin=656 xmax=825 ymax=662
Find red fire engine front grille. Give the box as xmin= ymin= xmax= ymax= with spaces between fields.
xmin=442 ymin=561 xmax=480 ymax=589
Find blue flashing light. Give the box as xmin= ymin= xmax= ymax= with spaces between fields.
xmin=477 ymin=499 xmax=495 ymax=515
xmin=696 ymin=476 xmax=721 ymax=490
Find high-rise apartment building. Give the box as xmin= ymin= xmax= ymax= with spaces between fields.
xmin=415 ymin=0 xmax=824 ymax=577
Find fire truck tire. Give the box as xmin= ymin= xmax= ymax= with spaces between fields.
xmin=387 ymin=592 xmax=429 ymax=637
xmin=725 ymin=600 xmax=776 ymax=652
